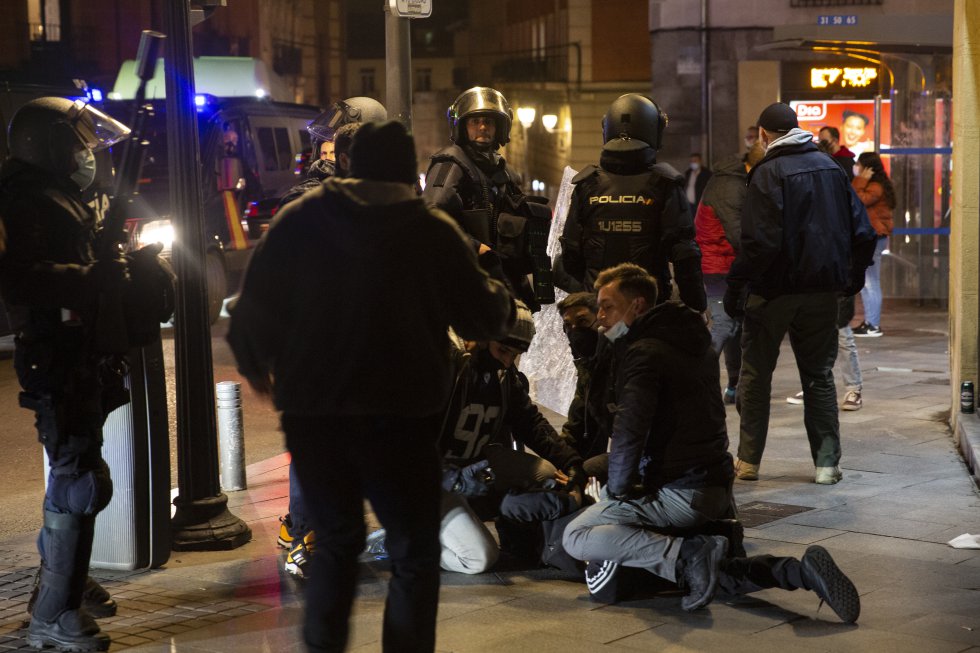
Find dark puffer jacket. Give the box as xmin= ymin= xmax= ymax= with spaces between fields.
xmin=606 ymin=302 xmax=734 ymax=497
xmin=727 ymin=139 xmax=877 ymax=299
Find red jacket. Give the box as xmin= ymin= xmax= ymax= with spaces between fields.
xmin=694 ymin=155 xmax=745 ymax=275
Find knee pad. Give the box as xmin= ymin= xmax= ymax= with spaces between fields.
xmin=48 ymin=460 xmax=113 ymax=515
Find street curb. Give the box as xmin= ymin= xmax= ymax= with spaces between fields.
xmin=954 ymin=412 xmax=980 ymax=489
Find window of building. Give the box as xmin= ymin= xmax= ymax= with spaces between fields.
xmin=360 ymin=68 xmax=376 ymax=96
xmin=416 ymin=68 xmax=432 ymax=92
xmin=28 ymin=0 xmax=61 ymax=41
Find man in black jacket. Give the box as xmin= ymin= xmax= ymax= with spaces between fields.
xmin=562 ymin=263 xmax=734 ymax=612
xmin=557 ymin=94 xmax=706 ymax=312
xmin=228 ymin=121 xmax=513 ymax=653
xmin=724 ymin=103 xmax=877 ymax=485
xmin=562 ymin=264 xmax=861 ymax=621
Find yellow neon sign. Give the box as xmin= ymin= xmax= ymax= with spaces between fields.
xmin=810 ymin=67 xmax=878 ymax=89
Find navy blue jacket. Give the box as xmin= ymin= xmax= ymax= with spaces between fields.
xmin=727 ymin=140 xmax=876 ymax=298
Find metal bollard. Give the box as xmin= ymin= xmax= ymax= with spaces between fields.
xmin=216 ymin=381 xmax=247 ymax=491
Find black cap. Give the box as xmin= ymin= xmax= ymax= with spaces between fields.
xmin=757 ymin=102 xmax=798 ymax=134
xmin=349 ymin=120 xmax=418 ymax=185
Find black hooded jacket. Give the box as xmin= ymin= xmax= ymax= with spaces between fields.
xmin=606 ymin=302 xmax=734 ymax=497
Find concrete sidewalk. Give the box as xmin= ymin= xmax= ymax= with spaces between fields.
xmin=1 ymin=305 xmax=979 ymax=652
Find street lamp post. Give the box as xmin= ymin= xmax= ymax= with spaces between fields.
xmin=164 ymin=0 xmax=250 ymax=551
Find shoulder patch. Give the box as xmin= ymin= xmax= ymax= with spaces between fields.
xmin=571 ymin=165 xmax=599 ymax=184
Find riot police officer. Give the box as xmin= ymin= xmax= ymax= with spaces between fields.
xmin=423 ymin=86 xmax=549 ymax=310
xmin=558 ymin=94 xmax=707 ymax=312
xmin=0 ymin=97 xmax=133 ymax=652
xmin=279 ymin=97 xmax=387 ymax=211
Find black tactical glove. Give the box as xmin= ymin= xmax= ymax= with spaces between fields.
xmin=608 ymin=482 xmax=646 ymax=502
xmin=123 ymin=242 xmax=177 ymax=346
xmin=563 ymin=464 xmax=587 ymax=493
xmin=442 ymin=460 xmax=495 ymax=497
xmin=723 ymin=284 xmax=747 ymax=320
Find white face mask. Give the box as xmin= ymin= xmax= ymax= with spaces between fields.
xmin=744 ymin=138 xmax=754 ymax=149
xmin=689 ymin=162 xmax=700 ymax=171
xmin=853 ymin=164 xmax=862 ymax=177
xmin=70 ymin=148 xmax=96 ymax=191
xmin=601 ymin=320 xmax=629 ymax=343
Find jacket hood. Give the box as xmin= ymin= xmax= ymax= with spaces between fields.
xmin=321 ymin=177 xmax=418 ymax=209
xmin=599 ymin=145 xmax=657 ymax=175
xmin=709 ymin=154 xmax=747 ymax=179
xmin=625 ymin=301 xmax=711 ymax=356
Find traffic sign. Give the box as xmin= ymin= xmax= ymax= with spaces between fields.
xmin=389 ymin=0 xmax=432 ymax=18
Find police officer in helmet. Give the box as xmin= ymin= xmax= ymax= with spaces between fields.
xmin=558 ymin=94 xmax=707 ymax=312
xmin=424 ymin=86 xmax=544 ymax=310
xmin=0 ymin=97 xmax=134 ymax=652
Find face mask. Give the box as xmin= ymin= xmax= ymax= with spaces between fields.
xmin=853 ymin=165 xmax=861 ymax=177
xmin=566 ymin=326 xmax=599 ymax=360
xmin=601 ymin=320 xmax=629 ymax=343
xmin=689 ymin=162 xmax=700 ymax=171
xmin=744 ymin=138 xmax=754 ymax=149
xmin=71 ymin=148 xmax=96 ymax=191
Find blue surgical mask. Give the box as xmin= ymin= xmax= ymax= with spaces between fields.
xmin=601 ymin=320 xmax=629 ymax=343
xmin=71 ymin=148 xmax=96 ymax=191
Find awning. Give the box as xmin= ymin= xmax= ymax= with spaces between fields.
xmin=757 ymin=14 xmax=952 ymax=55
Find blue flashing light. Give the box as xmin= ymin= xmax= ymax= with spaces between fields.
xmin=89 ymin=88 xmax=103 ymax=103
xmin=195 ymin=94 xmax=207 ymax=107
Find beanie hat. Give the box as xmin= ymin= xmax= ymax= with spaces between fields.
xmin=757 ymin=102 xmax=798 ymax=134
xmin=499 ymin=300 xmax=535 ymax=352
xmin=349 ymin=120 xmax=418 ymax=184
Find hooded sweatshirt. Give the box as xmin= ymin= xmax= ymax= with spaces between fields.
xmin=694 ymin=154 xmax=747 ymax=278
xmin=228 ymin=177 xmax=514 ymax=417
xmin=606 ymin=302 xmax=734 ymax=497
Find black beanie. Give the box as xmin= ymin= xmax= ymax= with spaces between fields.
xmin=757 ymin=102 xmax=798 ymax=134
xmin=349 ymin=120 xmax=418 ymax=184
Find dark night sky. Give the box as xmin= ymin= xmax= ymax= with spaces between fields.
xmin=346 ymin=1 xmax=468 ymax=59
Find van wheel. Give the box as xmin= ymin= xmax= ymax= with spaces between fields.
xmin=206 ymin=250 xmax=228 ymax=324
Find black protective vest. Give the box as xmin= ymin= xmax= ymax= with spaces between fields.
xmin=573 ymin=165 xmax=674 ymax=287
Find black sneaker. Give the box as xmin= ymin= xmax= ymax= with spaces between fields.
xmin=26 ymin=609 xmax=110 ymax=652
xmin=800 ymin=545 xmax=860 ymax=623
xmin=678 ymin=535 xmax=727 ymax=611
xmin=853 ymin=322 xmax=883 ymax=337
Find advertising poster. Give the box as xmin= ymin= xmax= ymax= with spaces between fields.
xmin=789 ymin=99 xmax=891 ymax=158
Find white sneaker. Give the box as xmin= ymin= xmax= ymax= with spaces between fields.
xmin=841 ymin=391 xmax=862 ymax=411
xmin=786 ymin=391 xmax=804 ymax=405
xmin=815 ymin=466 xmax=843 ymax=485
xmin=734 ymin=458 xmax=760 ymax=481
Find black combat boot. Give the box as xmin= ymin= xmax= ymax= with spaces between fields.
xmin=800 ymin=545 xmax=860 ymax=623
xmin=675 ymin=534 xmax=727 ymax=611
xmin=27 ymin=512 xmax=109 ymax=652
xmin=27 ymin=575 xmax=117 ymax=619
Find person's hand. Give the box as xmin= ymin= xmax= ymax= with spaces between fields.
xmin=859 ymin=166 xmax=874 ymax=180
xmin=446 ymin=460 xmax=495 ymax=497
xmin=246 ymin=373 xmax=273 ymax=399
xmin=723 ymin=286 xmax=746 ymax=320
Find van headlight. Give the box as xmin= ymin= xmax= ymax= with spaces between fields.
xmin=137 ymin=219 xmax=175 ymax=251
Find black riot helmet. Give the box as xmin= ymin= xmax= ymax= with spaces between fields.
xmin=601 ymin=94 xmax=668 ymax=151
xmin=7 ymin=97 xmax=131 ymax=177
xmin=307 ymin=96 xmax=387 ymax=143
xmin=447 ymin=86 xmax=513 ymax=147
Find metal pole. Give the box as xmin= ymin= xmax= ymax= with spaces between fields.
xmin=384 ymin=4 xmax=413 ymax=129
xmin=874 ymin=94 xmax=882 ymax=152
xmin=164 ymin=0 xmax=250 ymax=551
xmin=216 ymin=382 xmax=246 ymax=492
xmin=700 ymin=0 xmax=710 ymax=160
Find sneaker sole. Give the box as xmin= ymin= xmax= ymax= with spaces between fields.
xmin=841 ymin=404 xmax=862 ymax=411
xmin=284 ymin=562 xmax=306 ymax=579
xmin=276 ymin=536 xmax=293 ymax=549
xmin=801 ymin=545 xmax=860 ymax=623
xmin=853 ymin=332 xmax=882 ymax=338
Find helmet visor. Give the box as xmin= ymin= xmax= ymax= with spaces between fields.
xmin=67 ymin=100 xmax=131 ymax=152
xmin=307 ymin=101 xmax=359 ymax=142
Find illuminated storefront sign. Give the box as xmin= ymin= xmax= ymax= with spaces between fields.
xmin=810 ymin=67 xmax=879 ymax=89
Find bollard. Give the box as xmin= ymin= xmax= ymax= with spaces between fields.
xmin=216 ymin=381 xmax=247 ymax=491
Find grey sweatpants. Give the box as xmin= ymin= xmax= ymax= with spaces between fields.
xmin=562 ymin=485 xmax=731 ymax=582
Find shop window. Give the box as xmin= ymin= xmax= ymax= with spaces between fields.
xmin=360 ymin=68 xmax=376 ymax=96
xmin=416 ymin=68 xmax=432 ymax=92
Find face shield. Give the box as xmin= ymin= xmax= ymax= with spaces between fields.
xmin=66 ymin=100 xmax=131 ymax=152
